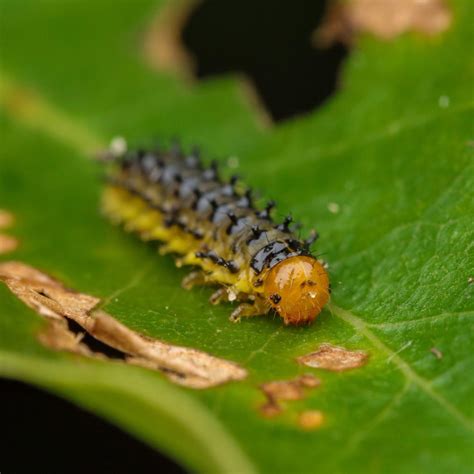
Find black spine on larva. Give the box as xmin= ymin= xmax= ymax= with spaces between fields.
xmin=108 ymin=145 xmax=311 ymax=276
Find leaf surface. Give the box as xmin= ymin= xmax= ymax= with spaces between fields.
xmin=0 ymin=1 xmax=473 ymax=472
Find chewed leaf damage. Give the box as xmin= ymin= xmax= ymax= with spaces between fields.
xmin=0 ymin=261 xmax=247 ymax=389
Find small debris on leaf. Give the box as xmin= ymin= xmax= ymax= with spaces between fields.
xmin=430 ymin=347 xmax=443 ymax=360
xmin=315 ymin=0 xmax=452 ymax=46
xmin=0 ymin=234 xmax=19 ymax=254
xmin=97 ymin=136 xmax=128 ymax=162
xmin=0 ymin=261 xmax=247 ymax=389
xmin=297 ymin=343 xmax=368 ymax=372
xmin=259 ymin=374 xmax=321 ymax=417
xmin=298 ymin=410 xmax=325 ymax=431
xmin=468 ymin=276 xmax=474 ymax=285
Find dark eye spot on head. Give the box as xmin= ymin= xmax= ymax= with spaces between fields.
xmin=270 ymin=293 xmax=282 ymax=304
xmin=307 ymin=280 xmax=316 ymax=286
xmin=300 ymin=281 xmax=306 ymax=288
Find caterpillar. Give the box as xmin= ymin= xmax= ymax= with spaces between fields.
xmin=101 ymin=140 xmax=330 ymax=325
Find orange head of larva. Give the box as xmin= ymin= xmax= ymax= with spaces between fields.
xmin=263 ymin=255 xmax=330 ymax=325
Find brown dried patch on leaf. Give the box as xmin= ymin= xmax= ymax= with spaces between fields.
xmin=297 ymin=343 xmax=368 ymax=372
xmin=315 ymin=0 xmax=452 ymax=46
xmin=89 ymin=310 xmax=246 ymax=388
xmin=143 ymin=0 xmax=197 ymax=78
xmin=298 ymin=373 xmax=322 ymax=388
xmin=261 ymin=380 xmax=304 ymax=402
xmin=0 ymin=234 xmax=19 ymax=254
xmin=259 ymin=374 xmax=321 ymax=417
xmin=0 ymin=261 xmax=247 ymax=389
xmin=260 ymin=401 xmax=283 ymax=418
xmin=0 ymin=210 xmax=14 ymax=229
xmin=298 ymin=410 xmax=325 ymax=431
xmin=261 ymin=374 xmax=321 ymax=401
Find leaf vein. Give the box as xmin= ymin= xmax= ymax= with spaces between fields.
xmin=368 ymin=311 xmax=474 ymax=329
xmin=329 ymin=302 xmax=474 ymax=432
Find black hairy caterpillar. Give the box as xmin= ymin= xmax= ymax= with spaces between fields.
xmin=101 ymin=140 xmax=329 ymax=325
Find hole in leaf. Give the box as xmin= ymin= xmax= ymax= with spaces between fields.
xmin=181 ymin=0 xmax=349 ymax=122
xmin=65 ymin=317 xmax=127 ymax=360
xmin=0 ymin=261 xmax=247 ymax=389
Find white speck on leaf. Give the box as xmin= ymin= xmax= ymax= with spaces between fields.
xmin=109 ymin=136 xmax=127 ymax=156
xmin=327 ymin=202 xmax=340 ymax=214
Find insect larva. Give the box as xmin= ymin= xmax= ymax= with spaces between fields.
xmin=101 ymin=141 xmax=330 ymax=325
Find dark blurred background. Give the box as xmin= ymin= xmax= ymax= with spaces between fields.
xmin=2 ymin=379 xmax=185 ymax=474
xmin=182 ymin=0 xmax=348 ymax=122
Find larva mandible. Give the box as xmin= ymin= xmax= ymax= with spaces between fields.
xmin=101 ymin=141 xmax=330 ymax=325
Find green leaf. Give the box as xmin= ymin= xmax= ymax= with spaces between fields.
xmin=1 ymin=0 xmax=473 ymax=472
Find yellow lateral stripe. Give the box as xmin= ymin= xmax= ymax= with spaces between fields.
xmin=102 ymin=186 xmax=242 ymax=288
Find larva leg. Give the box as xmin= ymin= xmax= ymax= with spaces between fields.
xmin=229 ymin=298 xmax=269 ymax=323
xmin=210 ymin=287 xmax=228 ymax=305
xmin=181 ymin=270 xmax=208 ymax=290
